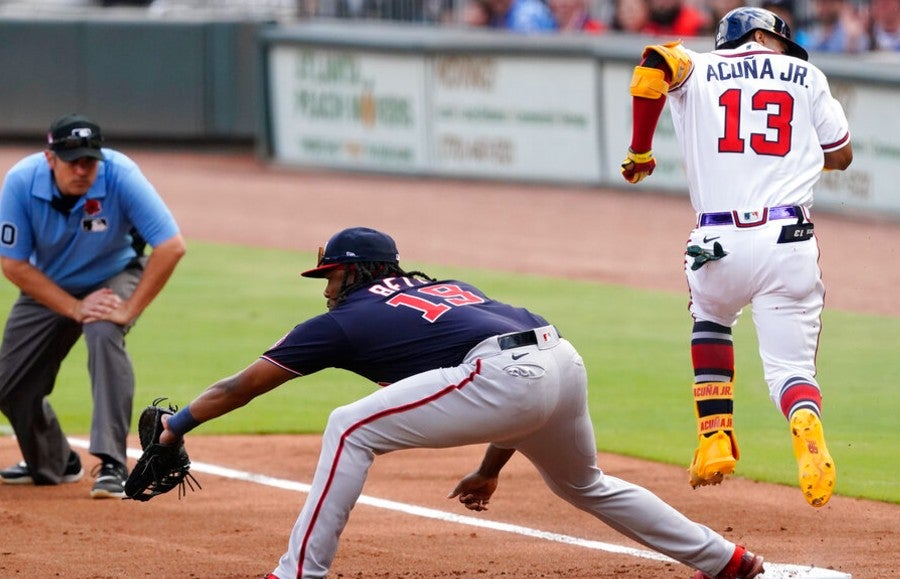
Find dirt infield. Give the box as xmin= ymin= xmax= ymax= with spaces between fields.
xmin=0 ymin=146 xmax=897 ymax=578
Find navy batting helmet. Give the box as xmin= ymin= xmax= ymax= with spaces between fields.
xmin=301 ymin=227 xmax=400 ymax=278
xmin=715 ymin=7 xmax=808 ymax=61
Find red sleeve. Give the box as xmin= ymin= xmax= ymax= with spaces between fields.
xmin=629 ymin=57 xmax=672 ymax=153
xmin=630 ymin=96 xmax=667 ymax=153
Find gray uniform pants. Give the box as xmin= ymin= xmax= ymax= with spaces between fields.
xmin=274 ymin=327 xmax=734 ymax=578
xmin=0 ymin=263 xmax=143 ymax=484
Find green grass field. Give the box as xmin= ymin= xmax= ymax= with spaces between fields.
xmin=1 ymin=241 xmax=897 ymax=503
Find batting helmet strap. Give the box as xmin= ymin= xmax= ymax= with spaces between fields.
xmin=715 ymin=7 xmax=808 ymax=61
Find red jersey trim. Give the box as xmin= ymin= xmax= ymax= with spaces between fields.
xmin=821 ymin=132 xmax=850 ymax=152
xmin=260 ymin=355 xmax=303 ymax=376
xmin=714 ymin=49 xmax=780 ymax=59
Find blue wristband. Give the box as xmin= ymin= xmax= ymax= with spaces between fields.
xmin=167 ymin=406 xmax=201 ymax=437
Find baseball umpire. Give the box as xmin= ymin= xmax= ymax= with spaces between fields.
xmin=620 ymin=7 xmax=852 ymax=509
xmin=0 ymin=114 xmax=185 ymax=498
xmin=154 ymin=226 xmax=764 ymax=579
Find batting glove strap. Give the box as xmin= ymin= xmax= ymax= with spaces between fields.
xmin=621 ymin=148 xmax=656 ymax=184
xmin=625 ymin=148 xmax=654 ymax=164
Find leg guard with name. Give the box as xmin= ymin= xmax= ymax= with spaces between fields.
xmin=689 ymin=381 xmax=740 ymax=488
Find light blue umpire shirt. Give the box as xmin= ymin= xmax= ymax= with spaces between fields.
xmin=0 ymin=149 xmax=180 ymax=295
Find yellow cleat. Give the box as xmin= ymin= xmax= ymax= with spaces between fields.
xmin=791 ymin=409 xmax=836 ymax=508
xmin=689 ymin=430 xmax=739 ymax=488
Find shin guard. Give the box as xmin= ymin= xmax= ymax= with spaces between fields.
xmin=689 ymin=381 xmax=740 ymax=487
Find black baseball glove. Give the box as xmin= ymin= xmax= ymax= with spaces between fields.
xmin=124 ymin=397 xmax=201 ymax=501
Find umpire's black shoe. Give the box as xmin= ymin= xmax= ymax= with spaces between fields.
xmin=0 ymin=450 xmax=84 ymax=485
xmin=90 ymin=460 xmax=128 ymax=499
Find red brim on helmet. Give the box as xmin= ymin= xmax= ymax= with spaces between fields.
xmin=300 ymin=262 xmax=342 ymax=278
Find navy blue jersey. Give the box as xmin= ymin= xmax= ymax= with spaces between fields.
xmin=261 ymin=277 xmax=549 ymax=385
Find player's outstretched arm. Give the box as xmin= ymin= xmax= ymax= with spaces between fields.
xmin=159 ymin=359 xmax=295 ymax=445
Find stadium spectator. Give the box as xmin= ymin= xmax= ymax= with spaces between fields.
xmin=702 ymin=0 xmax=743 ymax=34
xmin=868 ymin=0 xmax=900 ymax=50
xmin=464 ymin=0 xmax=557 ymax=31
xmin=611 ymin=0 xmax=651 ymax=33
xmin=548 ymin=0 xmax=606 ymax=32
xmin=462 ymin=0 xmax=493 ymax=25
xmin=642 ymin=0 xmax=709 ymax=37
xmin=761 ymin=0 xmax=799 ymax=32
xmin=801 ymin=0 xmax=870 ymax=53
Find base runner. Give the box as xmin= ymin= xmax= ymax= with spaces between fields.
xmin=621 ymin=7 xmax=852 ymax=509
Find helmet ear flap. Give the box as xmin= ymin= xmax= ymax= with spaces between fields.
xmin=715 ymin=7 xmax=808 ymax=60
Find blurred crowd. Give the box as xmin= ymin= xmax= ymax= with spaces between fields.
xmin=334 ymin=0 xmax=898 ymax=54
xmin=456 ymin=0 xmax=899 ymax=53
xmin=9 ymin=0 xmax=899 ymax=53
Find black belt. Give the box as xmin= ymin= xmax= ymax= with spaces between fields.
xmin=498 ymin=330 xmax=539 ymax=350
xmin=125 ymin=257 xmax=145 ymax=271
xmin=699 ymin=205 xmax=800 ymax=227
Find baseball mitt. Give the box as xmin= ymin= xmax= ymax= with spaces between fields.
xmin=124 ymin=397 xmax=200 ymax=501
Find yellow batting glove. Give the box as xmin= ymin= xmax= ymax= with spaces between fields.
xmin=621 ymin=148 xmax=656 ymax=184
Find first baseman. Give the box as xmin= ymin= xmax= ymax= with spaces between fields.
xmin=157 ymin=227 xmax=764 ymax=579
xmin=621 ymin=7 xmax=852 ymax=511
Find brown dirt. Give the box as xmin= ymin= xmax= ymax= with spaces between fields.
xmin=0 ymin=146 xmax=897 ymax=579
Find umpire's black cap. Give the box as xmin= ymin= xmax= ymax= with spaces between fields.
xmin=47 ymin=114 xmax=105 ymax=162
xmin=301 ymin=227 xmax=400 ymax=278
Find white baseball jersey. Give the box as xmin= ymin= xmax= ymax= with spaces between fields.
xmin=666 ymin=41 xmax=850 ymax=213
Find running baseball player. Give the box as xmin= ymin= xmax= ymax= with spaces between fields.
xmin=155 ymin=227 xmax=764 ymax=579
xmin=620 ymin=7 xmax=852 ymax=510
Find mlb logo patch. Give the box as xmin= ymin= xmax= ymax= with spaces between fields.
xmin=82 ymin=218 xmax=108 ymax=232
xmin=732 ymin=208 xmax=769 ymax=227
xmin=72 ymin=127 xmax=95 ymax=138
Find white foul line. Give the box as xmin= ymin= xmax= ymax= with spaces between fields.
xmin=52 ymin=437 xmax=843 ymax=578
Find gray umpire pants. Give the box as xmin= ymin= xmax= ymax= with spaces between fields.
xmin=0 ymin=262 xmax=144 ymax=484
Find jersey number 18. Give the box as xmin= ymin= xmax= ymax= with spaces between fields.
xmin=386 ymin=284 xmax=485 ymax=322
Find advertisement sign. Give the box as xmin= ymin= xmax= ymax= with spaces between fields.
xmin=263 ymin=34 xmax=898 ymax=220
xmin=431 ymin=55 xmax=601 ymax=182
xmin=268 ymin=45 xmax=428 ymax=171
xmin=814 ymin=82 xmax=900 ymax=217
